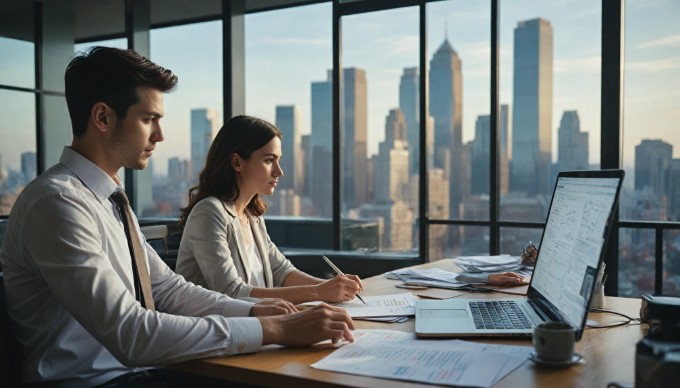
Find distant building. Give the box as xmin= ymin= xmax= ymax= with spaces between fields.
xmin=343 ymin=68 xmax=369 ymax=211
xmin=191 ymin=108 xmax=219 ymax=181
xmin=510 ymin=18 xmax=553 ymax=197
xmin=310 ymin=71 xmax=334 ymax=217
xmin=557 ymin=110 xmax=589 ymax=172
xmin=635 ymin=139 xmax=672 ymax=199
xmin=471 ymin=115 xmax=490 ymax=195
xmin=429 ymin=38 xmax=465 ymax=218
xmin=668 ymin=159 xmax=680 ymax=221
xmin=375 ymin=109 xmax=409 ymax=204
xmin=399 ymin=67 xmax=419 ymax=173
xmin=20 ymin=151 xmax=36 ymax=184
xmin=275 ymin=105 xmax=303 ymax=194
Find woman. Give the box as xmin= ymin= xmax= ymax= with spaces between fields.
xmin=176 ymin=115 xmax=362 ymax=304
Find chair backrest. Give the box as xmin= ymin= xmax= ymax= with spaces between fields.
xmin=0 ymin=272 xmax=23 ymax=385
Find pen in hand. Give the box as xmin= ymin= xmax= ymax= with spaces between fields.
xmin=322 ymin=255 xmax=366 ymax=304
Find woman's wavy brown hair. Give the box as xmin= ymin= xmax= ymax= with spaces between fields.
xmin=179 ymin=115 xmax=281 ymax=228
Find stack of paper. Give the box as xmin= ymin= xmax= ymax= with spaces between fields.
xmin=384 ymin=267 xmax=468 ymax=289
xmin=312 ymin=329 xmax=532 ymax=387
xmin=454 ymin=255 xmax=533 ymax=284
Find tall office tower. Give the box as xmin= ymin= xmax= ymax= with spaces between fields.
xmin=275 ymin=105 xmax=303 ymax=193
xmin=471 ymin=115 xmax=490 ymax=195
xmin=499 ymin=104 xmax=510 ymax=194
xmin=635 ymin=139 xmax=672 ymax=198
xmin=135 ymin=158 xmax=154 ymax=216
xmin=310 ymin=71 xmax=333 ymax=217
xmin=668 ymin=160 xmax=680 ymax=221
xmin=20 ymin=151 xmax=36 ymax=183
xmin=557 ymin=110 xmax=589 ymax=172
xmin=429 ymin=38 xmax=464 ymax=218
xmin=268 ymin=189 xmax=301 ymax=216
xmin=300 ymin=134 xmax=310 ymax=197
xmin=399 ymin=67 xmax=419 ymax=173
xmin=190 ymin=108 xmax=219 ymax=181
xmin=343 ymin=67 xmax=368 ymax=211
xmin=310 ymin=68 xmax=368 ymax=216
xmin=510 ymin=18 xmax=553 ymax=197
xmin=375 ymin=109 xmax=409 ymax=204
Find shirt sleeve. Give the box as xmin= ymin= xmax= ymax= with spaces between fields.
xmin=24 ymin=191 xmax=262 ymax=367
xmin=183 ymin=200 xmax=254 ymax=298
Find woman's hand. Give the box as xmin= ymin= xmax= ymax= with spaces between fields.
xmin=314 ymin=275 xmax=363 ymax=303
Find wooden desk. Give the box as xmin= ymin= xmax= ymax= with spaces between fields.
xmin=171 ymin=260 xmax=645 ymax=387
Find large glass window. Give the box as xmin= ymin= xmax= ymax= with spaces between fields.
xmin=0 ymin=90 xmax=36 ymax=215
xmin=621 ymin=0 xmax=680 ymax=295
xmin=426 ymin=0 xmax=491 ymax=258
xmin=0 ymin=0 xmax=34 ymax=89
xmin=147 ymin=21 xmax=223 ymax=217
xmin=245 ymin=3 xmax=332 ymax=232
xmin=342 ymin=7 xmax=419 ymax=255
xmin=499 ymin=1 xmax=602 ymax=226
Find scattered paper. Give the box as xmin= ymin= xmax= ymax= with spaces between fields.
xmin=312 ymin=329 xmax=532 ymax=387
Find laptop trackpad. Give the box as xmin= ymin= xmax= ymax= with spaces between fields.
xmin=421 ymin=309 xmax=468 ymax=319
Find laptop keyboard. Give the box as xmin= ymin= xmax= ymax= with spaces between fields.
xmin=469 ymin=301 xmax=533 ymax=330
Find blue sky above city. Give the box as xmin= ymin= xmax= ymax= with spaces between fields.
xmin=0 ymin=0 xmax=678 ymax=179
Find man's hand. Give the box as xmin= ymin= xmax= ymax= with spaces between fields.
xmin=250 ymin=298 xmax=298 ymax=316
xmin=314 ymin=275 xmax=363 ymax=303
xmin=258 ymin=304 xmax=355 ymax=346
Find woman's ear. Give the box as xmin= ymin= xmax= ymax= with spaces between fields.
xmin=231 ymin=153 xmax=241 ymax=172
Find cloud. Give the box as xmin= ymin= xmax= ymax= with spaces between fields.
xmin=627 ymin=58 xmax=680 ymax=73
xmin=554 ymin=56 xmax=601 ymax=74
xmin=637 ymin=34 xmax=680 ymax=49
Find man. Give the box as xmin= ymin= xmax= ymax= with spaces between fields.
xmin=0 ymin=46 xmax=354 ymax=387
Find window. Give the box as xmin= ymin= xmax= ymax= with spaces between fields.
xmin=620 ymin=0 xmax=680 ymax=296
xmin=342 ymin=6 xmax=419 ymax=254
xmin=427 ymin=0 xmax=491 ymax=258
xmin=499 ymin=1 xmax=601 ymax=224
xmin=245 ymin=3 xmax=332 ymax=227
xmin=147 ymin=21 xmax=223 ymax=217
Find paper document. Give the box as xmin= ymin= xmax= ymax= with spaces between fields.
xmin=334 ymin=293 xmax=417 ymax=318
xmin=385 ymin=266 xmax=468 ymax=289
xmin=312 ymin=329 xmax=532 ymax=387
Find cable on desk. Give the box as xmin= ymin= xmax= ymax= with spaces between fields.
xmin=586 ymin=307 xmax=642 ymax=328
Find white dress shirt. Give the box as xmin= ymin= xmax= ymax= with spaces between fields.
xmin=0 ymin=147 xmax=263 ymax=387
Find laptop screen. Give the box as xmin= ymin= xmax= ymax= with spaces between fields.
xmin=528 ymin=171 xmax=623 ymax=333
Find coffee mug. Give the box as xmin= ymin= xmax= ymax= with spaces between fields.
xmin=532 ymin=322 xmax=576 ymax=362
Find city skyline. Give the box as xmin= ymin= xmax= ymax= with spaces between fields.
xmin=1 ymin=1 xmax=678 ymax=177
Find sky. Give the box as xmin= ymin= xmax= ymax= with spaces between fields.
xmin=1 ymin=0 xmax=678 ymax=178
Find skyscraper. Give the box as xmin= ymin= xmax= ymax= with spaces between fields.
xmin=429 ymin=38 xmax=465 ymax=218
xmin=399 ymin=67 xmax=419 ymax=173
xmin=471 ymin=115 xmax=490 ymax=195
xmin=190 ymin=108 xmax=219 ymax=181
xmin=343 ymin=67 xmax=368 ymax=211
xmin=20 ymin=151 xmax=36 ymax=183
xmin=635 ymin=139 xmax=672 ymax=198
xmin=557 ymin=110 xmax=589 ymax=172
xmin=499 ymin=104 xmax=511 ymax=194
xmin=310 ymin=71 xmax=333 ymax=217
xmin=309 ymin=68 xmax=368 ymax=216
xmin=510 ymin=18 xmax=553 ymax=196
xmin=275 ymin=104 xmax=303 ymax=193
xmin=375 ymin=109 xmax=409 ymax=204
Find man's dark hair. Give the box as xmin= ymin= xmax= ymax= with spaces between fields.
xmin=64 ymin=46 xmax=178 ymax=137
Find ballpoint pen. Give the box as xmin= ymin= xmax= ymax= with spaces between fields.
xmin=321 ymin=255 xmax=366 ymax=304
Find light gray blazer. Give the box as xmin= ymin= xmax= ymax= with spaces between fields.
xmin=176 ymin=196 xmax=297 ymax=298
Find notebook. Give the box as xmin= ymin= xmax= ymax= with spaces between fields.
xmin=415 ymin=169 xmax=625 ymax=339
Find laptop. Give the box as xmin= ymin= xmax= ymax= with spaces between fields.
xmin=415 ymin=169 xmax=625 ymax=340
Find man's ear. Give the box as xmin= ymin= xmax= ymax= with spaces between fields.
xmin=231 ymin=153 xmax=241 ymax=172
xmin=91 ymin=102 xmax=114 ymax=133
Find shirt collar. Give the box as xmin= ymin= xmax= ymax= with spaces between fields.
xmin=59 ymin=146 xmax=120 ymax=203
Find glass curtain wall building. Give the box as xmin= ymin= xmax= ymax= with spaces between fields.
xmin=0 ymin=0 xmax=678 ymax=297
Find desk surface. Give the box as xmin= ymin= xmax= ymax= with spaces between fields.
xmin=171 ymin=260 xmax=645 ymax=387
